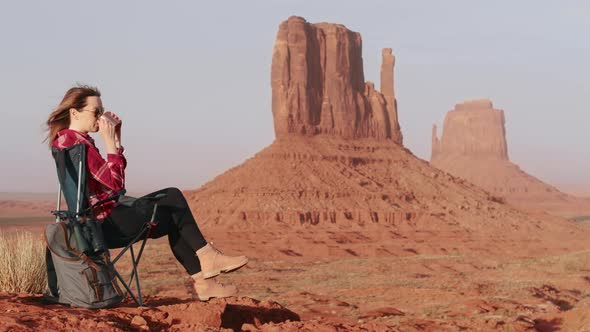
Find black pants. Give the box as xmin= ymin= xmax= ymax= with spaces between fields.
xmin=101 ymin=187 xmax=207 ymax=275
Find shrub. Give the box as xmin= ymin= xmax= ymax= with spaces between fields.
xmin=0 ymin=231 xmax=47 ymax=294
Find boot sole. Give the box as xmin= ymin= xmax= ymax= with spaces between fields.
xmin=203 ymin=258 xmax=249 ymax=279
xmin=197 ymin=293 xmax=237 ymax=301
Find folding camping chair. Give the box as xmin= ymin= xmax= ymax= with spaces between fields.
xmin=50 ymin=143 xmax=166 ymax=306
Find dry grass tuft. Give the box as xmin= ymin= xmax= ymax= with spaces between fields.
xmin=0 ymin=231 xmax=47 ymax=294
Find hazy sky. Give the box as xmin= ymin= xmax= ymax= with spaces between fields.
xmin=1 ymin=1 xmax=589 ymax=193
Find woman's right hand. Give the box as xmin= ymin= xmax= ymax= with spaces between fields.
xmin=98 ymin=116 xmax=118 ymax=154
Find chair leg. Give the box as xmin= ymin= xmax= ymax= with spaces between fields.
xmin=112 ymin=225 xmax=149 ymax=264
xmin=108 ymin=202 xmax=160 ymax=307
xmin=112 ymin=268 xmax=143 ymax=306
xmin=129 ymin=245 xmax=144 ymax=306
xmin=128 ymin=245 xmax=136 ymax=284
xmin=110 ymin=226 xmax=151 ymax=306
xmin=135 ymin=230 xmax=150 ymax=265
xmin=128 ymin=225 xmax=153 ymax=306
xmin=126 ymin=227 xmax=150 ymax=287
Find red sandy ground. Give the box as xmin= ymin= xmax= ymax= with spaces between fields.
xmin=2 ymin=211 xmax=590 ymax=331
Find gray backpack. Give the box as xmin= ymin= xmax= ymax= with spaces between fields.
xmin=45 ymin=221 xmax=124 ymax=309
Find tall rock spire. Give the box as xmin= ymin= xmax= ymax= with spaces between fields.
xmin=380 ymin=48 xmax=402 ymax=144
xmin=380 ymin=48 xmax=395 ymax=98
xmin=431 ymin=124 xmax=440 ymax=160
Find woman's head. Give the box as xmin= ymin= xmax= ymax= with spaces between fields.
xmin=45 ymin=85 xmax=102 ymax=148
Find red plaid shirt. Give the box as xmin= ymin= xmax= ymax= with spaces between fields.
xmin=53 ymin=129 xmax=126 ymax=220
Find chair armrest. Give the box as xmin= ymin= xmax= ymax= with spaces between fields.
xmin=91 ymin=189 xmax=126 ymax=209
xmin=137 ymin=193 xmax=168 ymax=202
xmin=118 ymin=195 xmax=137 ymax=207
xmin=51 ymin=210 xmax=74 ymax=220
xmin=119 ymin=193 xmax=168 ymax=208
xmin=78 ymin=189 xmax=127 ymax=216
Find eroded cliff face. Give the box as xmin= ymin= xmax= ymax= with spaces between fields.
xmin=271 ymin=16 xmax=402 ymax=144
xmin=431 ymin=99 xmax=508 ymax=161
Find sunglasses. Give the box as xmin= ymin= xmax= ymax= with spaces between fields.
xmin=80 ymin=108 xmax=105 ymax=118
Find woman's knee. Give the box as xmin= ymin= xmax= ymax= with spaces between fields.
xmin=162 ymin=187 xmax=189 ymax=206
xmin=164 ymin=187 xmax=182 ymax=196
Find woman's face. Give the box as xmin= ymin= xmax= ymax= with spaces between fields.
xmin=72 ymin=96 xmax=103 ymax=133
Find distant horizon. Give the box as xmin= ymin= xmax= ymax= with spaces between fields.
xmin=2 ymin=180 xmax=590 ymax=199
xmin=1 ymin=1 xmax=588 ymax=192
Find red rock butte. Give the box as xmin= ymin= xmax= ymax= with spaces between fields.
xmin=431 ymin=99 xmax=508 ymax=161
xmin=184 ymin=16 xmax=582 ymax=259
xmin=271 ymin=16 xmax=403 ymax=143
xmin=431 ymin=99 xmax=590 ymax=216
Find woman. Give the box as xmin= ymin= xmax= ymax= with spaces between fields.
xmin=45 ymin=85 xmax=247 ymax=301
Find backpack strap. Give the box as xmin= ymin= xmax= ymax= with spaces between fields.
xmin=76 ymin=252 xmax=102 ymax=271
xmin=45 ymin=247 xmax=59 ymax=297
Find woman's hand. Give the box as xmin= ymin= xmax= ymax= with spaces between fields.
xmin=98 ymin=116 xmax=118 ymax=154
xmin=109 ymin=112 xmax=123 ymax=148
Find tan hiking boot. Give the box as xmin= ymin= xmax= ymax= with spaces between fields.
xmin=195 ymin=242 xmax=248 ymax=279
xmin=191 ymin=272 xmax=237 ymax=301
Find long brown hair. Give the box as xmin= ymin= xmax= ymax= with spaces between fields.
xmin=44 ymin=85 xmax=101 ymax=148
